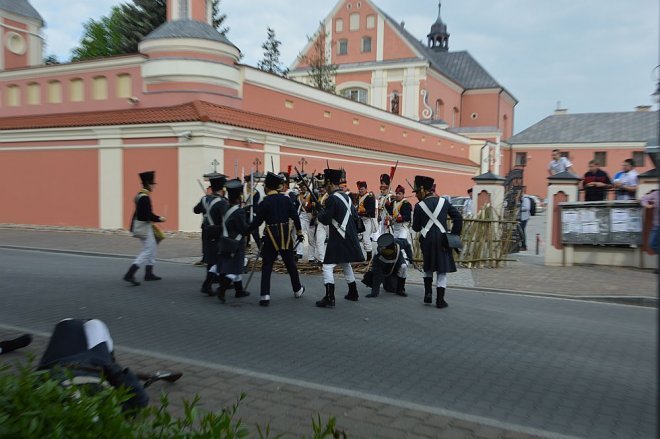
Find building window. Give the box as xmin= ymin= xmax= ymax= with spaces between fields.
xmin=5 ymin=84 xmax=20 ymax=107
xmin=349 ymin=13 xmax=360 ymax=31
xmin=6 ymin=32 xmax=26 ymax=55
xmin=335 ymin=18 xmax=344 ymax=33
xmin=92 ymin=76 xmax=108 ymax=100
xmin=361 ymin=36 xmax=371 ymax=53
xmin=48 ymin=80 xmax=62 ymax=103
xmin=27 ymin=82 xmax=40 ymax=105
xmin=633 ymin=151 xmax=645 ymax=167
xmin=594 ymin=151 xmax=607 ymax=166
xmin=338 ymin=39 xmax=348 ymax=55
xmin=116 ymin=74 xmax=132 ymax=98
xmin=366 ymin=15 xmax=376 ymax=29
xmin=69 ymin=78 xmax=84 ymax=102
xmin=435 ymin=99 xmax=444 ymax=120
xmin=342 ymin=88 xmax=368 ymax=104
xmin=515 ymin=152 xmax=528 ymax=166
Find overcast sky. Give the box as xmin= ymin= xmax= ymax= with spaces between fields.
xmin=31 ymin=0 xmax=659 ymax=133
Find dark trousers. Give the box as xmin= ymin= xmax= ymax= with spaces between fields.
xmin=260 ymin=241 xmax=302 ymax=295
xmin=519 ymin=219 xmax=528 ymax=249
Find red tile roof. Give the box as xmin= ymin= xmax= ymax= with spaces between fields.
xmin=0 ymin=101 xmax=477 ymax=167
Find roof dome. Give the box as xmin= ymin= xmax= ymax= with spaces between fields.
xmin=0 ymin=0 xmax=43 ymax=24
xmin=143 ymin=19 xmax=237 ymax=48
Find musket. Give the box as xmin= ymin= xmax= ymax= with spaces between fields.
xmin=294 ymin=167 xmax=319 ymax=205
xmin=197 ymin=179 xmax=207 ymax=194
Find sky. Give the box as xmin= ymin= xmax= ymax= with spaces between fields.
xmin=30 ymin=0 xmax=659 ymax=134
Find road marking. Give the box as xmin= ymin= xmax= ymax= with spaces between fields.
xmin=0 ymin=321 xmax=580 ymax=439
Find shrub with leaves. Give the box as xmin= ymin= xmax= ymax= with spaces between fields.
xmin=0 ymin=362 xmax=345 ymax=438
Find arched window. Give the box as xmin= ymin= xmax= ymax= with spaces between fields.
xmin=48 ymin=80 xmax=62 ymax=103
xmin=116 ymin=73 xmax=132 ymax=98
xmin=27 ymin=82 xmax=41 ymax=105
xmin=92 ymin=76 xmax=108 ymax=100
xmin=342 ymin=87 xmax=368 ymax=104
xmin=435 ymin=99 xmax=444 ymax=120
xmin=69 ymin=78 xmax=84 ymax=102
xmin=5 ymin=84 xmax=20 ymax=107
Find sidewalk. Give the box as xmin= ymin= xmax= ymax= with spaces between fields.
xmin=0 ymin=328 xmax=546 ymax=439
xmin=0 ymin=227 xmax=656 ymax=302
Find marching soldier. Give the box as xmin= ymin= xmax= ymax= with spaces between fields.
xmin=364 ymin=233 xmax=409 ymax=298
xmin=298 ymin=176 xmax=318 ymax=263
xmin=411 ymin=175 xmax=463 ymax=309
xmin=249 ymin=172 xmax=305 ymax=307
xmin=387 ymin=185 xmax=413 ymax=243
xmin=216 ymin=179 xmax=251 ymax=303
xmin=244 ymin=173 xmax=262 ymax=249
xmin=316 ymin=168 xmax=365 ymax=308
xmin=313 ymin=182 xmax=329 ymax=265
xmin=124 ymin=171 xmax=166 ymax=286
xmin=195 ymin=175 xmax=228 ymax=295
xmin=355 ymin=181 xmax=377 ymax=261
xmin=377 ymin=173 xmax=393 ymax=235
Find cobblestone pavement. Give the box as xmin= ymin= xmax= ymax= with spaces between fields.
xmin=0 ymin=330 xmax=548 ymax=439
xmin=0 ymin=248 xmax=656 ymax=439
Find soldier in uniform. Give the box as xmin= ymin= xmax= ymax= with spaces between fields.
xmin=244 ymin=173 xmax=262 ymax=250
xmin=194 ymin=175 xmax=228 ymax=295
xmin=298 ymin=176 xmax=318 ymax=263
xmin=364 ymin=233 xmax=409 ymax=298
xmin=411 ymin=175 xmax=463 ymax=309
xmin=124 ymin=171 xmax=166 ymax=286
xmin=387 ymin=185 xmax=413 ymax=243
xmin=249 ymin=172 xmax=305 ymax=306
xmin=216 ymin=179 xmax=251 ymax=303
xmin=355 ymin=181 xmax=377 ymax=261
xmin=316 ymin=169 xmax=365 ymax=308
xmin=313 ymin=182 xmax=329 ymax=265
xmin=377 ymin=174 xmax=393 ymax=236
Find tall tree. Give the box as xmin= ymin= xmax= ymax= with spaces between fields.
xmin=258 ymin=27 xmax=288 ymax=77
xmin=297 ymin=22 xmax=337 ymax=93
xmin=71 ymin=0 xmax=228 ymax=62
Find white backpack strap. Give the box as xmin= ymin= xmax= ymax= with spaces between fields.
xmin=204 ymin=197 xmax=223 ymax=226
xmin=221 ymin=205 xmax=240 ymax=238
xmin=419 ymin=198 xmax=447 ymax=238
xmin=331 ymin=192 xmax=351 ymax=239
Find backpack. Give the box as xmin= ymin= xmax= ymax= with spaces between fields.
xmin=527 ymin=196 xmax=537 ymax=216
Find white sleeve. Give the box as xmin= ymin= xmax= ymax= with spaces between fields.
xmin=564 ymin=157 xmax=573 ymax=168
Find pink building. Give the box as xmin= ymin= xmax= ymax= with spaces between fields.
xmin=0 ymin=0 xmax=513 ymax=232
xmin=506 ymin=107 xmax=658 ymax=198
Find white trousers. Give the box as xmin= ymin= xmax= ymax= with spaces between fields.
xmin=307 ymin=222 xmax=318 ymax=261
xmin=392 ymin=223 xmax=411 ymax=243
xmin=424 ymin=272 xmax=448 ymax=288
xmin=134 ymin=226 xmax=157 ymax=266
xmin=226 ymin=274 xmax=242 ymax=282
xmin=315 ymin=224 xmax=328 ymax=262
xmin=360 ymin=217 xmax=376 ymax=256
xmin=323 ymin=263 xmax=356 ymax=284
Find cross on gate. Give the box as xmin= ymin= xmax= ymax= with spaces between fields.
xmin=298 ymin=157 xmax=308 ymax=172
xmin=252 ymin=158 xmax=262 ymax=174
xmin=211 ymin=159 xmax=219 ymax=173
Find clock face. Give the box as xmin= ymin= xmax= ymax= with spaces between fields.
xmin=6 ymin=31 xmax=27 ymax=55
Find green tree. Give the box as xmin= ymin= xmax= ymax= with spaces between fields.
xmin=43 ymin=54 xmax=60 ymax=65
xmin=71 ymin=0 xmax=228 ymax=62
xmin=297 ymin=22 xmax=337 ymax=93
xmin=258 ymin=27 xmax=288 ymax=77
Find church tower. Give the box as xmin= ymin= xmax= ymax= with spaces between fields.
xmin=427 ymin=1 xmax=449 ymax=52
xmin=0 ymin=0 xmax=44 ymax=70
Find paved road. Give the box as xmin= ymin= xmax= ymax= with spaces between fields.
xmin=0 ymin=248 xmax=656 ymax=439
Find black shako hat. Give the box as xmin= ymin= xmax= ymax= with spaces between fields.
xmin=324 ymin=169 xmax=343 ymax=185
xmin=209 ymin=175 xmax=227 ymax=192
xmin=225 ymin=179 xmax=243 ymax=199
xmin=139 ymin=171 xmax=156 ymax=185
xmin=413 ymin=175 xmax=435 ymax=192
xmin=265 ymin=172 xmax=284 ymax=190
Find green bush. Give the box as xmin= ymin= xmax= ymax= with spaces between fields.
xmin=0 ymin=362 xmax=346 ymax=438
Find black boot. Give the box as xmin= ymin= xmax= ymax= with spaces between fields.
xmin=123 ymin=264 xmax=141 ymax=286
xmin=234 ymin=281 xmax=250 ymax=298
xmin=345 ymin=281 xmax=359 ymax=301
xmin=423 ymin=277 xmax=433 ymax=304
xmin=144 ymin=265 xmax=162 ymax=281
xmin=200 ymin=272 xmax=216 ymax=296
xmin=316 ymin=284 xmax=336 ymax=308
xmin=259 ymin=294 xmax=271 ymax=307
xmin=366 ymin=286 xmax=379 ymax=298
xmin=396 ymin=277 xmax=408 ymax=297
xmin=436 ymin=287 xmax=448 ymax=309
xmin=217 ymin=277 xmax=232 ymax=303
xmin=0 ymin=334 xmax=32 ymax=355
